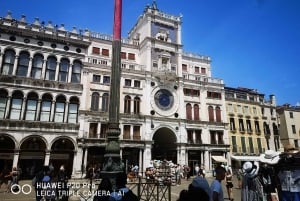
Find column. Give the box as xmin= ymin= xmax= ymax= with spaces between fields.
xmin=20 ymin=97 xmax=27 ymax=120
xmin=54 ymin=62 xmax=60 ymax=81
xmin=26 ymin=57 xmax=33 ymax=77
xmin=120 ymin=148 xmax=123 ymax=159
xmin=5 ymin=96 xmax=12 ymax=119
xmin=13 ymin=149 xmax=20 ymax=168
xmin=50 ymin=100 xmax=56 ymax=122
xmin=68 ymin=62 xmax=73 ymax=83
xmin=139 ymin=149 xmax=143 ymax=172
xmin=12 ymin=55 xmax=19 ymax=76
xmin=143 ymin=143 xmax=152 ymax=168
xmin=130 ymin=125 xmax=133 ymax=140
xmin=35 ymin=99 xmax=42 ymax=121
xmin=44 ymin=150 xmax=50 ymax=166
xmin=64 ymin=101 xmax=69 ymax=123
xmin=204 ymin=150 xmax=209 ymax=171
xmin=41 ymin=59 xmax=47 ymax=79
xmin=72 ymin=151 xmax=78 ymax=177
xmin=0 ymin=53 xmax=3 ymax=73
xmin=97 ymin=123 xmax=101 ymax=138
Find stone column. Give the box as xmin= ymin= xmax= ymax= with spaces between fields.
xmin=5 ymin=96 xmax=12 ymax=119
xmin=12 ymin=55 xmax=19 ymax=76
xmin=13 ymin=149 xmax=20 ymax=168
xmin=20 ymin=97 xmax=27 ymax=120
xmin=64 ymin=101 xmax=69 ymax=123
xmin=44 ymin=150 xmax=50 ymax=166
xmin=35 ymin=99 xmax=42 ymax=121
xmin=26 ymin=57 xmax=33 ymax=77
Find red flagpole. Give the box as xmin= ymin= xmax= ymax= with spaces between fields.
xmin=113 ymin=0 xmax=122 ymax=40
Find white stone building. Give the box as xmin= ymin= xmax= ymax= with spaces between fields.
xmin=0 ymin=3 xmax=229 ymax=178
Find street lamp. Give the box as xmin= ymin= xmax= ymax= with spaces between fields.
xmin=101 ymin=0 xmax=124 ymax=188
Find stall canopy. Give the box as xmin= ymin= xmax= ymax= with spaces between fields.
xmin=230 ymin=155 xmax=260 ymax=161
xmin=212 ymin=155 xmax=228 ymax=163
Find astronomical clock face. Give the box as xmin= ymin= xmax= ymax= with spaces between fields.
xmin=154 ymin=89 xmax=174 ymax=110
xmin=151 ymin=87 xmax=178 ymax=116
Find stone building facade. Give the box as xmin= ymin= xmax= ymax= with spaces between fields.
xmin=0 ymin=4 xmax=229 ymax=178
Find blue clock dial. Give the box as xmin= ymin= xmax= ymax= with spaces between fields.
xmin=154 ymin=89 xmax=174 ymax=110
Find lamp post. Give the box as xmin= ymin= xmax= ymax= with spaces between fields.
xmin=101 ymin=0 xmax=124 ymax=188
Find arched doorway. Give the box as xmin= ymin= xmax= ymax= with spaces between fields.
xmin=0 ymin=135 xmax=15 ymax=171
xmin=152 ymin=127 xmax=177 ymax=162
xmin=50 ymin=138 xmax=75 ymax=178
xmin=19 ymin=136 xmax=46 ymax=179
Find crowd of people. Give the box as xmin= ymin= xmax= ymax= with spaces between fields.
xmin=0 ymin=166 xmax=21 ymax=193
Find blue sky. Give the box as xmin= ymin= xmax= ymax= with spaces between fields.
xmin=1 ymin=0 xmax=299 ymax=105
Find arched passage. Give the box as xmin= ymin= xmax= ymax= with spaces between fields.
xmin=0 ymin=135 xmax=15 ymax=171
xmin=50 ymin=138 xmax=75 ymax=177
xmin=19 ymin=136 xmax=46 ymax=179
xmin=152 ymin=127 xmax=177 ymax=162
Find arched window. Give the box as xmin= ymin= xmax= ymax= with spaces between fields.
xmin=31 ymin=54 xmax=44 ymax=79
xmin=59 ymin=58 xmax=69 ymax=82
xmin=40 ymin=94 xmax=52 ymax=122
xmin=208 ymin=106 xmax=214 ymax=122
xmin=186 ymin=103 xmax=192 ymax=120
xmin=91 ymin=92 xmax=99 ymax=111
xmin=194 ymin=104 xmax=199 ymax=120
xmin=102 ymin=93 xmax=109 ymax=112
xmin=25 ymin=92 xmax=38 ymax=121
xmin=215 ymin=106 xmax=221 ymax=122
xmin=1 ymin=49 xmax=15 ymax=75
xmin=16 ymin=51 xmax=30 ymax=77
xmin=71 ymin=60 xmax=81 ymax=83
xmin=10 ymin=91 xmax=23 ymax=120
xmin=45 ymin=56 xmax=57 ymax=80
xmin=124 ymin=95 xmax=131 ymax=114
xmin=68 ymin=97 xmax=79 ymax=123
xmin=0 ymin=89 xmax=8 ymax=118
xmin=54 ymin=95 xmax=66 ymax=122
xmin=133 ymin=97 xmax=140 ymax=114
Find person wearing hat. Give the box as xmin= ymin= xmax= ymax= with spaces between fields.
xmin=241 ymin=161 xmax=264 ymax=201
xmin=177 ymin=176 xmax=211 ymax=201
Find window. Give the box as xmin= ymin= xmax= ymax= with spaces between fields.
xmin=124 ymin=95 xmax=131 ymax=114
xmin=152 ymin=61 xmax=158 ymax=68
xmin=68 ymin=97 xmax=79 ymax=123
xmin=71 ymin=60 xmax=82 ymax=83
xmin=40 ymin=94 xmax=52 ymax=122
xmin=230 ymin=118 xmax=236 ymax=131
xmin=194 ymin=66 xmax=199 ymax=74
xmin=237 ymin=105 xmax=242 ymax=114
xmin=93 ymin=75 xmax=101 ymax=82
xmin=121 ymin=63 xmax=127 ymax=69
xmin=253 ymin=107 xmax=257 ymax=115
xmin=261 ymin=107 xmax=265 ymax=115
xmin=215 ymin=106 xmax=221 ymax=122
xmin=16 ymin=51 xmax=30 ymax=77
xmin=208 ymin=106 xmax=214 ymax=122
xmin=103 ymin=76 xmax=110 ymax=84
xmin=121 ymin=52 xmax=126 ymax=59
xmin=227 ymin=104 xmax=233 ymax=113
xmin=92 ymin=47 xmax=100 ymax=54
xmin=255 ymin=121 xmax=260 ymax=133
xmin=25 ymin=92 xmax=38 ymax=121
xmin=45 ymin=56 xmax=57 ymax=80
xmin=31 ymin=54 xmax=43 ymax=79
xmin=133 ymin=97 xmax=140 ymax=114
xmin=54 ymin=96 xmax=66 ymax=122
xmin=201 ymin=67 xmax=206 ymax=74
xmin=187 ymin=130 xmax=193 ymax=143
xmin=217 ymin=132 xmax=224 ymax=144
xmin=243 ymin=106 xmax=249 ymax=115
xmin=133 ymin=126 xmax=141 ymax=140
xmin=134 ymin=80 xmax=140 ymax=88
xmin=182 ymin=64 xmax=187 ymax=72
xmin=210 ymin=131 xmax=216 ymax=144
xmin=1 ymin=49 xmax=15 ymax=75
xmin=186 ymin=103 xmax=192 ymax=120
xmin=295 ymin=140 xmax=299 ymax=148
xmin=128 ymin=53 xmax=135 ymax=60
xmin=207 ymin=91 xmax=221 ymax=99
xmin=0 ymin=90 xmax=8 ymax=119
xmin=239 ymin=119 xmax=245 ymax=132
xmin=125 ymin=79 xmax=131 ymax=87
xmin=290 ymin=112 xmax=294 ymax=118
xmin=292 ymin=125 xmax=296 ymax=134
xmin=101 ymin=93 xmax=109 ymax=112
xmin=249 ymin=137 xmax=254 ymax=153
xmin=123 ymin=125 xmax=130 ymax=139
xmin=231 ymin=136 xmax=237 ymax=152
xmin=241 ymin=137 xmax=246 ymax=153
xmin=102 ymin=48 xmax=109 ymax=56
xmin=100 ymin=123 xmax=107 ymax=138
xmin=246 ymin=119 xmax=252 ymax=133
xmin=59 ymin=58 xmax=69 ymax=82
xmin=91 ymin=92 xmax=99 ymax=111
xmin=195 ymin=130 xmax=202 ymax=144
xmin=236 ymin=93 xmax=247 ymax=100
xmin=264 ymin=122 xmax=270 ymax=135
xmin=194 ymin=104 xmax=199 ymax=120
xmin=89 ymin=123 xmax=98 ymax=138
xmin=9 ymin=91 xmax=23 ymax=120
xmin=257 ymin=138 xmax=263 ymax=153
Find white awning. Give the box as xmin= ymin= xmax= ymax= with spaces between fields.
xmin=230 ymin=155 xmax=260 ymax=161
xmin=212 ymin=155 xmax=228 ymax=163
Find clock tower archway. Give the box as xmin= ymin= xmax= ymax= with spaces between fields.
xmin=152 ymin=127 xmax=177 ymax=162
